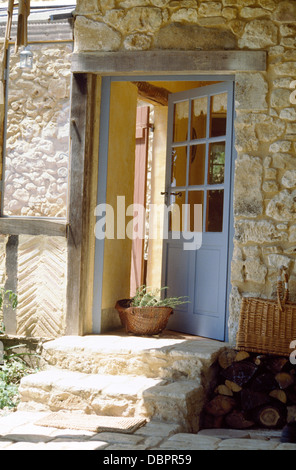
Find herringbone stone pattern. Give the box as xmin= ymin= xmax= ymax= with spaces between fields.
xmin=16 ymin=235 xmax=67 ymax=337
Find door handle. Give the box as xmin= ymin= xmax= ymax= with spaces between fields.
xmin=161 ymin=191 xmax=183 ymax=198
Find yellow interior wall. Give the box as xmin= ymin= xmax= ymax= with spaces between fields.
xmin=101 ymin=81 xmax=138 ymax=331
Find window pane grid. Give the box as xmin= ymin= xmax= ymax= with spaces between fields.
xmin=169 ymin=90 xmax=228 ymax=234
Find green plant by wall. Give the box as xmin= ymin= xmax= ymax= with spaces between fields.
xmin=0 ymin=345 xmax=40 ymax=410
xmin=0 ymin=288 xmax=39 ymax=409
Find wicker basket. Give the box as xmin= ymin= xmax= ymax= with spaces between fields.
xmin=115 ymin=299 xmax=173 ymax=335
xmin=236 ymin=266 xmax=296 ymax=357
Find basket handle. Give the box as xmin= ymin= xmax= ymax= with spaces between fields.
xmin=277 ymin=265 xmax=289 ymax=312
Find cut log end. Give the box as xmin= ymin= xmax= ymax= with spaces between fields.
xmin=255 ymin=405 xmax=285 ymax=428
xmin=275 ymin=372 xmax=294 ymax=390
xmin=269 ymin=389 xmax=287 ymax=404
xmin=218 ymin=349 xmax=237 ymax=369
xmin=204 ymin=395 xmax=236 ymax=417
xmin=214 ymin=384 xmax=233 ymax=397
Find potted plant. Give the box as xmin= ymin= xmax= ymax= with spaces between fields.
xmin=115 ymin=285 xmax=188 ymax=335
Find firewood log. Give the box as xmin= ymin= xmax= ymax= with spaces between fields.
xmin=275 ymin=372 xmax=294 ymax=390
xmin=235 ymin=351 xmax=250 ymax=362
xmin=225 ymin=380 xmax=242 ymax=393
xmin=251 ymin=373 xmax=278 ymax=393
xmin=204 ymin=395 xmax=236 ymax=416
xmin=214 ymin=384 xmax=233 ymax=397
xmin=241 ymin=389 xmax=270 ymax=411
xmin=225 ymin=410 xmax=255 ymax=430
xmin=286 ymin=385 xmax=296 ymax=404
xmin=222 ymin=361 xmax=258 ymax=387
xmin=202 ymin=413 xmax=224 ymax=429
xmin=266 ymin=357 xmax=289 ymax=374
xmin=269 ymin=389 xmax=287 ymax=404
xmin=254 ymin=355 xmax=268 ymax=366
xmin=218 ymin=349 xmax=237 ymax=369
xmin=254 ymin=405 xmax=285 ymax=428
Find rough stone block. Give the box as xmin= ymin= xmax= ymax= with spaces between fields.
xmin=235 ymin=73 xmax=268 ymax=110
xmin=273 ymin=1 xmax=296 ymax=22
xmin=271 ymin=88 xmax=292 ymax=108
xmin=233 ymin=154 xmax=263 ymax=218
xmin=269 ymin=140 xmax=292 ymax=153
xmin=74 ymin=16 xmax=121 ymax=52
xmin=282 ymin=170 xmax=296 ymax=189
xmin=280 ymin=108 xmax=296 ymax=121
xmin=234 ymin=219 xmax=286 ymax=244
xmin=266 ymin=189 xmax=296 ymax=221
xmin=154 ymin=22 xmax=236 ymax=50
xmin=238 ymin=19 xmax=278 ymax=49
xmin=198 ymin=2 xmax=222 ymax=17
xmin=105 ymin=7 xmax=164 ymax=34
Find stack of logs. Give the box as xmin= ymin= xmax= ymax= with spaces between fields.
xmin=201 ymin=349 xmax=296 ymax=430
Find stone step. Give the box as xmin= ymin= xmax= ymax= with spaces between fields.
xmin=18 ymin=369 xmax=205 ymax=432
xmin=41 ymin=333 xmax=225 ymax=380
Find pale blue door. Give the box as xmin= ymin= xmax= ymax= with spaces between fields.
xmin=163 ymin=82 xmax=234 ymax=341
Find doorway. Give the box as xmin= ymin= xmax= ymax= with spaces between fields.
xmin=94 ymin=76 xmax=235 ymax=341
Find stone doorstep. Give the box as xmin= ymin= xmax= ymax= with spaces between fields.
xmin=17 ymin=333 xmax=226 ymax=433
xmin=41 ymin=332 xmax=226 ymax=379
xmin=18 ymin=368 xmax=204 ymax=430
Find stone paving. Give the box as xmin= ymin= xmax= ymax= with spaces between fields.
xmin=0 ymin=410 xmax=296 ymax=450
xmin=3 ymin=331 xmax=296 ymax=450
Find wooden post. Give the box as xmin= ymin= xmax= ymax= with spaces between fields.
xmin=80 ymin=75 xmax=100 ymax=334
xmin=130 ymin=106 xmax=150 ymax=297
xmin=3 ymin=235 xmax=18 ymax=334
xmin=66 ymin=73 xmax=88 ymax=335
xmin=15 ymin=0 xmax=30 ymax=51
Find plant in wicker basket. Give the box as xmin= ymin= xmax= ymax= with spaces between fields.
xmin=115 ymin=286 xmax=188 ymax=336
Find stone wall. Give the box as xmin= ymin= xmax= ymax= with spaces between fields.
xmin=74 ymin=0 xmax=296 ymax=343
xmin=3 ymin=43 xmax=72 ymax=218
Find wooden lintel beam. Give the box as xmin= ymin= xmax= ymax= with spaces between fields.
xmin=71 ymin=50 xmax=267 ymax=74
xmin=133 ymin=81 xmax=169 ymax=106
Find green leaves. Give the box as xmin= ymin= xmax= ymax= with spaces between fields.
xmin=0 ymin=287 xmax=38 ymax=409
xmin=131 ymin=285 xmax=189 ymax=309
xmin=0 ymin=349 xmax=39 ymax=409
xmin=0 ymin=288 xmax=18 ymax=311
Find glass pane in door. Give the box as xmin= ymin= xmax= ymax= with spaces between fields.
xmin=191 ymin=96 xmax=207 ymax=140
xmin=188 ymin=191 xmax=204 ymax=232
xmin=210 ymin=92 xmax=227 ymax=138
xmin=206 ymin=190 xmax=224 ymax=232
xmin=169 ymin=191 xmax=186 ymax=232
xmin=208 ymin=142 xmax=225 ymax=185
xmin=189 ymin=144 xmax=206 ymax=186
xmin=171 ymin=147 xmax=187 ymax=187
xmin=173 ymin=101 xmax=189 ymax=142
